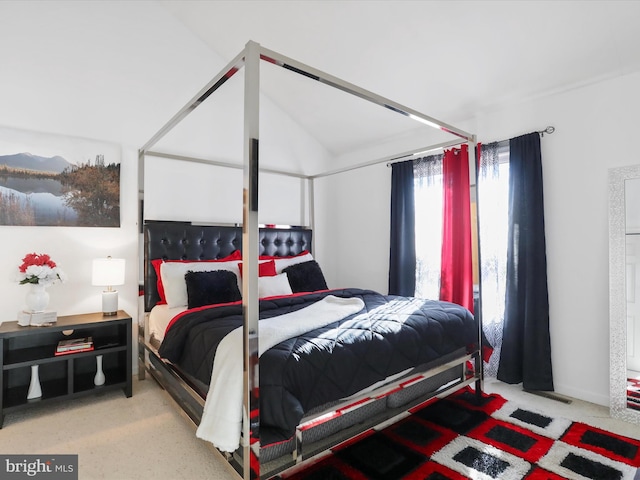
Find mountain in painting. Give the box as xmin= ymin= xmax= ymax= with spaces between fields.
xmin=0 ymin=152 xmax=73 ymax=173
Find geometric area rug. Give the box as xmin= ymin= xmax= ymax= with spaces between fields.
xmin=629 ymin=378 xmax=640 ymax=412
xmin=275 ymin=387 xmax=640 ymax=480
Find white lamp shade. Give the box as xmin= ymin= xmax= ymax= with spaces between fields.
xmin=92 ymin=258 xmax=126 ymax=287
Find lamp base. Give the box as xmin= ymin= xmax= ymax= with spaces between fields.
xmin=102 ymin=290 xmax=118 ymax=316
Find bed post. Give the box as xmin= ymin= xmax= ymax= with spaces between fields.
xmin=138 ymin=148 xmax=148 ymax=381
xmin=242 ymin=40 xmax=261 ymax=480
xmin=469 ymin=134 xmax=484 ymax=402
xmin=309 ymin=178 xmax=315 ymax=255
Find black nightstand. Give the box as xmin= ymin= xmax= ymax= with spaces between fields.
xmin=0 ymin=311 xmax=132 ymax=427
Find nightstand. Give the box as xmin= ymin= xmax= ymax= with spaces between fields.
xmin=0 ymin=311 xmax=132 ymax=427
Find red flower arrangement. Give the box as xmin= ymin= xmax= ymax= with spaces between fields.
xmin=17 ymin=253 xmax=66 ymax=286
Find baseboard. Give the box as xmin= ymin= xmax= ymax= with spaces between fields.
xmin=524 ymin=389 xmax=572 ymax=404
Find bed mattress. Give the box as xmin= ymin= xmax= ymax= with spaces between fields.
xmin=149 ymin=304 xmax=187 ymax=343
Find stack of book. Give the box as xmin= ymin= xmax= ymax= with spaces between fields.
xmin=55 ymin=337 xmax=94 ymax=356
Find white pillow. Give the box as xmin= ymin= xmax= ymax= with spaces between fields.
xmin=161 ymin=261 xmax=241 ymax=308
xmin=258 ymin=273 xmax=293 ymax=298
xmin=273 ymin=252 xmax=314 ymax=274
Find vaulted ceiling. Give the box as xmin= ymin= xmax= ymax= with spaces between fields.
xmin=159 ymin=0 xmax=640 ymax=156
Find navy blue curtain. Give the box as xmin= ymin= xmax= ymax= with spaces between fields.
xmin=497 ymin=132 xmax=554 ymax=391
xmin=388 ymin=160 xmax=416 ymax=296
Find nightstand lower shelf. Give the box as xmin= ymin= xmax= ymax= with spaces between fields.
xmin=0 ymin=311 xmax=132 ymax=426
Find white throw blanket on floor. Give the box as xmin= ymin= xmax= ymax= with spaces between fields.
xmin=195 ymin=295 xmax=365 ymax=452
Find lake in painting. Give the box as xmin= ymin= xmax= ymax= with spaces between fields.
xmin=0 ymin=152 xmax=120 ymax=227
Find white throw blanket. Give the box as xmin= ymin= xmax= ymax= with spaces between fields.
xmin=195 ymin=295 xmax=365 ymax=452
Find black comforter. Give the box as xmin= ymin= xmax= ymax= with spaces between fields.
xmin=158 ymin=288 xmax=480 ymax=445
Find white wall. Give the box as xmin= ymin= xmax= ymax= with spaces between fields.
xmin=321 ymin=71 xmax=640 ymax=407
xmin=314 ymin=163 xmax=391 ymax=294
xmin=0 ymin=1 xmax=328 ymax=365
xmin=2 ymin=0 xmax=632 ymax=409
xmin=0 ymin=0 xmax=188 ymax=323
xmin=474 ymin=72 xmax=640 ymax=406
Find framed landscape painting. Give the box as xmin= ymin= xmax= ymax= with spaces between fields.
xmin=0 ymin=126 xmax=121 ymax=227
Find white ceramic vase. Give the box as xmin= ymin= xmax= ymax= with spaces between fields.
xmin=25 ymin=284 xmax=49 ymax=313
xmin=27 ymin=364 xmax=42 ymax=400
xmin=94 ymin=355 xmax=105 ymax=386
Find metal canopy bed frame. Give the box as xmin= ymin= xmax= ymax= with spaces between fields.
xmin=138 ymin=40 xmax=480 ymax=480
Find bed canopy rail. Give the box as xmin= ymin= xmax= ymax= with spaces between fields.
xmin=138 ymin=40 xmax=478 ymax=480
xmin=142 ymin=150 xmax=309 ymax=179
xmin=313 ymin=138 xmax=467 ymax=179
xmin=143 ymin=136 xmax=474 ymax=180
xmin=139 ymin=43 xmax=474 ymax=156
xmin=140 ymin=49 xmax=246 ymax=154
xmin=256 ymin=45 xmax=473 ymax=143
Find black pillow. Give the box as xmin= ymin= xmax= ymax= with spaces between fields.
xmin=282 ymin=260 xmax=328 ymax=293
xmin=185 ymin=270 xmax=241 ymax=309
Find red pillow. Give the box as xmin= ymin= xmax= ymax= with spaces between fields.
xmin=151 ymin=250 xmax=242 ymax=305
xmin=238 ymin=259 xmax=277 ymax=277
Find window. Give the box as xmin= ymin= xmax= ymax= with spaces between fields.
xmin=478 ymin=160 xmax=509 ymax=325
xmin=477 ymin=141 xmax=510 ymax=377
xmin=412 ymin=144 xmax=509 ymax=378
xmin=414 ymin=155 xmax=443 ymax=299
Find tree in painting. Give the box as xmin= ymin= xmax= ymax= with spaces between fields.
xmin=59 ymin=155 xmax=120 ymax=227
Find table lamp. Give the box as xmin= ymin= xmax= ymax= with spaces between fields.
xmin=92 ymin=257 xmax=125 ymax=315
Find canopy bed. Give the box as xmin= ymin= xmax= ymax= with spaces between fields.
xmin=138 ymin=41 xmax=484 ymax=479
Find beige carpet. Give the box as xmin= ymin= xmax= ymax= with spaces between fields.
xmin=483 ymin=377 xmax=640 ymax=441
xmin=0 ymin=378 xmax=238 ymax=480
xmin=1 ymin=377 xmax=639 ymax=480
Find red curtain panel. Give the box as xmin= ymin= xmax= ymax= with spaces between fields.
xmin=440 ymin=144 xmax=473 ymax=312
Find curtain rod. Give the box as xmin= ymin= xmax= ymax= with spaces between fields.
xmin=385 ymin=138 xmax=469 ymax=168
xmin=486 ymin=126 xmax=556 ymax=144
xmin=384 ymin=126 xmax=554 ymax=169
xmin=538 ymin=126 xmax=555 ymax=137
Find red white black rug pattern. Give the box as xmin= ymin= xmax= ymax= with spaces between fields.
xmin=628 ymin=378 xmax=640 ymax=412
xmin=275 ymin=388 xmax=640 ymax=480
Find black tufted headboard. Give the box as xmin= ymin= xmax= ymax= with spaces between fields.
xmin=143 ymin=221 xmax=312 ymax=311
